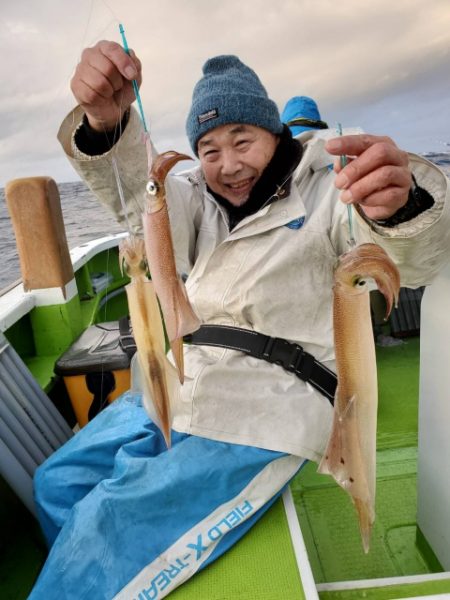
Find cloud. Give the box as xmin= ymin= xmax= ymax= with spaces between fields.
xmin=1 ymin=0 xmax=449 ymax=185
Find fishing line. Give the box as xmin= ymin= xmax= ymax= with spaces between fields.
xmin=106 ymin=22 xmax=153 ymax=236
xmin=111 ymin=156 xmax=132 ymax=232
xmin=101 ymin=237 xmax=112 ymax=324
xmin=119 ymin=24 xmax=148 ymax=133
xmin=69 ymin=7 xmax=154 ymax=305
xmin=97 ymin=0 xmax=122 ymax=22
xmin=83 ymin=20 xmax=149 ymax=237
xmin=78 ymin=0 xmax=96 ymax=56
xmin=118 ymin=23 xmax=153 ymax=176
xmin=107 ymin=41 xmax=136 ymax=234
xmin=74 ymin=6 xmax=138 ymax=316
xmin=336 ymin=123 xmax=356 ymax=248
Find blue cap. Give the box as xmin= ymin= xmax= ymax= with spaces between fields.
xmin=281 ymin=96 xmax=327 ymax=136
xmin=186 ymin=55 xmax=283 ymax=154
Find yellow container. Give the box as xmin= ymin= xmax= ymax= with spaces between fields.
xmin=55 ymin=322 xmax=133 ymax=428
xmin=62 ymin=368 xmax=130 ymax=427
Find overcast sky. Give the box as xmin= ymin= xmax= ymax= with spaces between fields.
xmin=1 ymin=0 xmax=449 ymax=186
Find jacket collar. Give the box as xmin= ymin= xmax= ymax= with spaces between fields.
xmin=226 ymin=183 xmax=306 ymax=240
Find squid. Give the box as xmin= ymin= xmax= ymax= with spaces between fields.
xmin=318 ymin=243 xmax=400 ymax=553
xmin=119 ymin=151 xmax=200 ymax=447
xmin=119 ymin=236 xmax=178 ymax=448
xmin=143 ymin=151 xmax=201 ymax=383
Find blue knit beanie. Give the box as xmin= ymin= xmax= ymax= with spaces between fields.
xmin=186 ymin=55 xmax=283 ymax=154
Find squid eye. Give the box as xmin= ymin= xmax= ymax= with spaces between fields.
xmin=353 ymin=276 xmax=367 ymax=287
xmin=146 ymin=180 xmax=159 ymax=196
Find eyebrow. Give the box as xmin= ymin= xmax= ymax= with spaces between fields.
xmin=198 ymin=125 xmax=250 ymax=149
xmin=229 ymin=125 xmax=248 ymax=135
xmin=198 ymin=137 xmax=214 ymax=149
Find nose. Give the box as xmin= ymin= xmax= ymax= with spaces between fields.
xmin=220 ymin=148 xmax=242 ymax=177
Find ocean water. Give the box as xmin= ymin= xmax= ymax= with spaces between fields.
xmin=0 ymin=153 xmax=449 ymax=292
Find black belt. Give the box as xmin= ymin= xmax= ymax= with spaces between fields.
xmin=119 ymin=317 xmax=137 ymax=360
xmin=187 ymin=325 xmax=336 ymax=404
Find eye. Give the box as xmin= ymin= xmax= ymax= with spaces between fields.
xmin=200 ymin=149 xmax=218 ymax=161
xmin=236 ymin=138 xmax=251 ymax=149
xmin=146 ymin=180 xmax=159 ymax=196
xmin=353 ymin=276 xmax=367 ymax=287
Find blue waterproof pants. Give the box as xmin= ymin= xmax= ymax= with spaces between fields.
xmin=30 ymin=392 xmax=305 ymax=599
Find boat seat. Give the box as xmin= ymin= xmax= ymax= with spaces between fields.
xmin=0 ymin=332 xmax=73 ymax=516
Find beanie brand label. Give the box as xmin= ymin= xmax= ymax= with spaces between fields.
xmin=198 ymin=108 xmax=219 ymax=124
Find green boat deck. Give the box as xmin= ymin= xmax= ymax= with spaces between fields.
xmin=290 ymin=336 xmax=450 ymax=598
xmin=2 ymin=336 xmax=449 ymax=599
xmin=294 ymin=337 xmax=434 ymax=580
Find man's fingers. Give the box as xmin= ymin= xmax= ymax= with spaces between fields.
xmin=340 ymin=165 xmax=411 ymax=207
xmin=97 ymin=40 xmax=138 ymax=80
xmin=128 ymin=49 xmax=142 ymax=85
xmin=70 ymin=40 xmax=141 ymax=131
xmin=356 ymin=190 xmax=408 ymax=220
xmin=88 ymin=50 xmax=125 ymax=92
xmin=334 ymin=141 xmax=409 ymax=190
xmin=326 ymin=134 xmax=394 ymax=157
xmin=72 ymin=46 xmax=125 ymax=103
xmin=71 ymin=78 xmax=113 ymax=110
xmin=332 ymin=156 xmax=354 ymax=174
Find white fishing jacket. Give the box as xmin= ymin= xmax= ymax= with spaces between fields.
xmin=58 ymin=107 xmax=450 ymax=461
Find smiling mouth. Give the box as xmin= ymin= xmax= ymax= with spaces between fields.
xmin=226 ymin=177 xmax=254 ymax=191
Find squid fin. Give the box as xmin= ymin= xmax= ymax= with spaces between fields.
xmin=163 ymin=278 xmax=201 ymax=383
xmin=170 ymin=338 xmax=184 ymax=384
xmin=140 ymin=349 xmax=172 ymax=447
xmin=165 ymin=277 xmax=201 ymax=342
xmin=318 ymin=393 xmax=374 ymax=553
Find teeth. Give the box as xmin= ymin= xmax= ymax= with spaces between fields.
xmin=229 ymin=178 xmax=251 ymax=189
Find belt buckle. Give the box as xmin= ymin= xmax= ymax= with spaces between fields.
xmin=119 ymin=334 xmax=136 ymax=353
xmin=263 ymin=337 xmax=303 ymax=372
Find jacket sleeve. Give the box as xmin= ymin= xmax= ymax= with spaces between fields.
xmin=57 ymin=105 xmax=149 ymax=234
xmin=331 ymin=153 xmax=450 ymax=287
xmin=360 ymin=154 xmax=450 ymax=287
xmin=57 ymin=106 xmax=202 ymax=274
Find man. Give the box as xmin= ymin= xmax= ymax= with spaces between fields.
xmin=30 ymin=42 xmax=450 ymax=599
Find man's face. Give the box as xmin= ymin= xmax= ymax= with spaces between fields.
xmin=197 ymin=124 xmax=279 ymax=206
